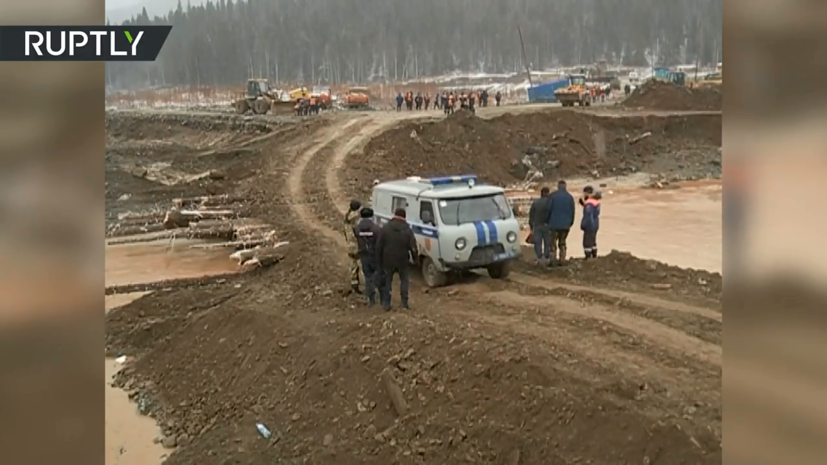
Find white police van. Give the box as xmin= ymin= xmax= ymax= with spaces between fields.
xmin=372 ymin=174 xmax=521 ymax=287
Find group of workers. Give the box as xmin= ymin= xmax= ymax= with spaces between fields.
xmin=294 ymin=96 xmax=325 ymax=116
xmin=344 ymin=200 xmax=418 ymax=311
xmin=528 ymin=180 xmax=602 ymax=265
xmin=395 ymin=90 xmax=504 ymax=113
xmin=590 ymin=86 xmax=611 ymax=102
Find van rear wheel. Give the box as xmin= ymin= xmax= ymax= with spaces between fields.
xmin=422 ymin=257 xmax=447 ymax=288
xmin=487 ymin=261 xmax=512 ymax=279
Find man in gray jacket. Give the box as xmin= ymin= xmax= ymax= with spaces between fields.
xmin=528 ymin=186 xmax=552 ymax=264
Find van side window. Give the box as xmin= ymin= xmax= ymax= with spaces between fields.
xmin=420 ymin=201 xmax=435 ymax=225
xmin=391 ymin=196 xmax=408 ymax=213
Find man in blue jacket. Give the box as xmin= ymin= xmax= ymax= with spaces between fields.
xmin=547 ymin=180 xmax=575 ymax=266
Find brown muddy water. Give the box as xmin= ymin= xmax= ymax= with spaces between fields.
xmin=105 ymin=238 xmax=243 ymax=465
xmin=106 ymin=238 xmax=240 ymax=287
xmin=520 ymin=181 xmax=722 ymax=272
xmin=106 ymin=293 xmax=167 ymax=465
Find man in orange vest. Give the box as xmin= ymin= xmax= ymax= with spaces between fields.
xmin=309 ymin=95 xmax=318 ymax=115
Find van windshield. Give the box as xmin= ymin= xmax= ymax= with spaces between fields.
xmin=438 ymin=194 xmax=512 ymax=226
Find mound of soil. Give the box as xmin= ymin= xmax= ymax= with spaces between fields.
xmin=106 ymin=254 xmax=720 ymax=465
xmin=345 ymin=110 xmax=721 ymax=199
xmin=573 ymin=250 xmax=722 ymax=302
xmin=623 ymin=81 xmax=722 ymax=111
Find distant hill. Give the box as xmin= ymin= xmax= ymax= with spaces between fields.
xmin=105 ymin=0 xmax=204 ymax=24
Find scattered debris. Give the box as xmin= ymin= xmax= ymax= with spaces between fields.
xmin=381 ymin=369 xmax=408 ymax=417
xmin=629 ymin=131 xmax=652 ymax=145
xmin=255 ymin=423 xmax=272 ymax=439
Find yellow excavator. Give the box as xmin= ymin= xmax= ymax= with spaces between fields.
xmin=232 ymin=79 xmax=293 ymax=115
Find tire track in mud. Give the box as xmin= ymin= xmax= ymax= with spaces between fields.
xmin=315 ymin=113 xmax=722 ymax=368
xmin=446 ymin=286 xmax=721 ymax=419
xmin=286 ymin=116 xmax=366 ymax=245
xmin=487 ymin=289 xmax=720 ymax=365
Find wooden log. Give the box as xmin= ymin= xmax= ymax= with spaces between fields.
xmin=106 ymin=230 xmax=179 ymax=246
xmin=233 ymin=224 xmax=272 ymax=236
xmin=239 ymin=254 xmax=283 ymax=272
xmin=180 ymin=209 xmax=236 ymax=220
xmin=629 ymin=131 xmax=652 ymax=145
xmin=188 ymin=226 xmax=234 ymax=240
xmin=117 ymin=212 xmax=166 ymax=222
xmin=172 ymin=194 xmax=245 ymax=208
xmin=107 ymin=223 xmax=166 ymax=237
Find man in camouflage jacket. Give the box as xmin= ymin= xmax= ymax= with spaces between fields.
xmin=343 ymin=199 xmax=362 ymax=293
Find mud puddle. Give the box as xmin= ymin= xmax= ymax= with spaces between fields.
xmin=520 ymin=181 xmax=722 ymax=272
xmin=105 ymin=238 xmax=240 ymax=464
xmin=106 ymin=294 xmax=168 ymax=465
xmin=105 ymin=238 xmax=240 ymax=288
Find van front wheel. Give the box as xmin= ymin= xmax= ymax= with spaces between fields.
xmin=422 ymin=257 xmax=448 ymax=288
xmin=487 ymin=261 xmax=512 ymax=279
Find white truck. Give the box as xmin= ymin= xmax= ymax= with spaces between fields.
xmin=371 ymin=175 xmax=522 ymax=287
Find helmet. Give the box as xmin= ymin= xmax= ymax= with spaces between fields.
xmin=349 ymin=200 xmax=362 ymax=212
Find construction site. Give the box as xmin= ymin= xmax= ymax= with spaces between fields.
xmin=105 ymin=79 xmax=723 ymax=465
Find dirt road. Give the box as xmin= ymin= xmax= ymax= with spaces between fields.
xmin=105 ymin=105 xmax=722 ymax=465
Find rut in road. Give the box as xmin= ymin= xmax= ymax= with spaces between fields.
xmin=484 ymin=290 xmax=721 ymax=366
xmin=285 ymin=115 xmax=366 ymax=252
xmin=447 ymin=286 xmax=721 ymax=413
xmin=315 ymin=113 xmax=721 ymax=361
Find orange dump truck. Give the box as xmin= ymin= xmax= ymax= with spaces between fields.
xmin=343 ymin=86 xmax=370 ymax=109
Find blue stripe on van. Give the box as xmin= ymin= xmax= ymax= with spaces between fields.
xmin=472 ymin=221 xmax=486 ymax=245
xmin=484 ymin=220 xmax=498 ymax=244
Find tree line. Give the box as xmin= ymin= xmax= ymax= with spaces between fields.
xmin=106 ymin=0 xmax=722 ymax=89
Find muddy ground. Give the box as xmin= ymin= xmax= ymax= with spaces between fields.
xmin=105 ymin=107 xmax=722 ymax=465
xmin=343 ymin=109 xmax=721 ymax=200
xmin=105 ymin=110 xmax=328 ymax=226
xmin=622 ymin=81 xmax=723 ymax=112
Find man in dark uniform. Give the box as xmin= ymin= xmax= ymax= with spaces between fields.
xmin=376 ymin=207 xmax=418 ymax=311
xmin=528 ymin=186 xmax=552 ymax=265
xmin=343 ymin=200 xmax=362 ymax=293
xmin=547 ymin=180 xmax=575 ymax=266
xmin=353 ymin=207 xmax=382 ymax=307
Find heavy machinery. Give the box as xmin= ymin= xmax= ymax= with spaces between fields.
xmin=554 ymin=75 xmax=592 ymax=107
xmin=233 ymin=79 xmax=291 ymax=115
xmin=288 ymin=87 xmax=310 ymax=101
xmin=668 ymin=71 xmax=686 ymax=86
xmin=311 ymin=91 xmax=332 ymax=110
xmin=343 ymin=86 xmax=370 ymax=109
